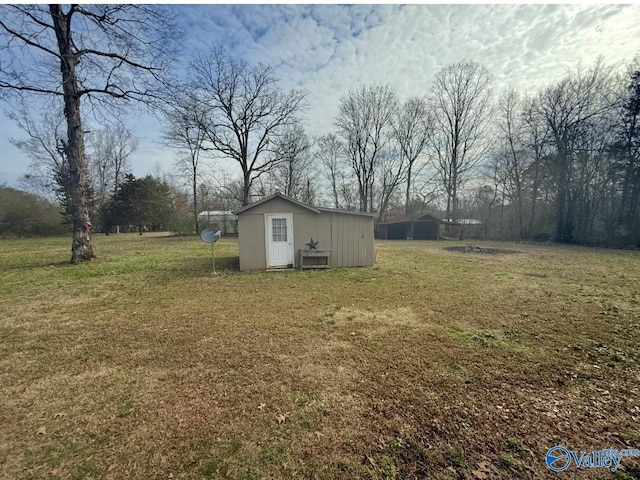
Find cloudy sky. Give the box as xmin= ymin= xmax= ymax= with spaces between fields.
xmin=1 ymin=3 xmax=639 ymax=189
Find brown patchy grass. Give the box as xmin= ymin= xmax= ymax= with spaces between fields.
xmin=1 ymin=234 xmax=639 ymax=479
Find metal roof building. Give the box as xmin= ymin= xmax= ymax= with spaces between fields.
xmin=235 ymin=193 xmax=375 ymax=271
xmin=376 ymin=213 xmax=442 ymax=240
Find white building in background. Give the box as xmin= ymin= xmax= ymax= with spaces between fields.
xmin=197 ymin=211 xmax=238 ymax=236
xmin=442 ymin=218 xmax=483 ymax=225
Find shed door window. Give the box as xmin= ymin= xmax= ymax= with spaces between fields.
xmin=272 ymin=218 xmax=288 ymax=242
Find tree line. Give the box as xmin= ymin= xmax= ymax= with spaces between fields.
xmin=1 ymin=5 xmax=638 ymax=261
xmin=165 ymin=52 xmax=639 ymax=248
xmin=474 ymin=59 xmax=639 ymax=246
xmin=0 ymin=185 xmax=70 ymax=237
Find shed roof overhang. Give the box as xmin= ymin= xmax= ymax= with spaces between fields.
xmin=316 ymin=206 xmax=376 ymax=218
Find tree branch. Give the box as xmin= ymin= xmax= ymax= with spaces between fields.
xmin=76 ymin=48 xmax=160 ymax=72
xmin=9 ymin=5 xmax=54 ymax=31
xmin=0 ymin=81 xmax=62 ymax=96
xmin=0 ymin=18 xmax=61 ymax=58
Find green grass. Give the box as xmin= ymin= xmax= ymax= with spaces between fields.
xmin=1 ymin=233 xmax=639 ymax=479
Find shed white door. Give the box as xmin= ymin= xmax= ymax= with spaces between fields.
xmin=265 ymin=213 xmax=294 ymax=268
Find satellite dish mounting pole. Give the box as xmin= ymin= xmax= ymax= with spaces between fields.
xmin=211 ymin=241 xmax=216 ymax=275
xmin=200 ymin=227 xmax=221 ymax=275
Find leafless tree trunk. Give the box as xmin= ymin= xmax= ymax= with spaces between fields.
xmin=215 ymin=174 xmax=247 ymax=211
xmin=269 ymin=125 xmax=313 ymax=200
xmin=335 ymin=84 xmax=398 ymax=212
xmin=375 ymin=147 xmax=407 ymax=222
xmin=0 ymin=5 xmax=179 ymax=262
xmin=522 ymin=98 xmax=550 ymax=238
xmin=412 ymin=172 xmax=443 ymax=215
xmin=89 ymin=125 xmax=137 ymax=203
xmin=535 ymin=59 xmax=616 ymax=242
xmin=110 ymin=126 xmax=137 ymax=197
xmin=393 ymin=97 xmax=433 ymax=217
xmin=615 ymin=58 xmax=640 ymax=244
xmin=465 ymin=185 xmax=498 ymax=239
xmin=430 ymin=61 xmax=492 ymax=223
xmin=162 ymin=93 xmax=210 ymax=233
xmin=493 ymin=89 xmax=528 ymax=239
xmin=49 ymin=5 xmax=94 ymax=262
xmin=481 ymin=153 xmax=509 ymax=239
xmin=189 ymin=48 xmax=307 ymax=206
xmin=316 ymin=134 xmax=345 ymax=208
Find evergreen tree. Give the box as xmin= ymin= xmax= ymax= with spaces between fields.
xmin=103 ymin=175 xmax=175 ymax=234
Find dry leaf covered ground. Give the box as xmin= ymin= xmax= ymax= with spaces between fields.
xmin=0 ymin=234 xmax=639 ymax=479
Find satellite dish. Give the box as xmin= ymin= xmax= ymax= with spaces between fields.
xmin=200 ymin=227 xmax=221 ymax=275
xmin=200 ymin=227 xmax=221 ymax=244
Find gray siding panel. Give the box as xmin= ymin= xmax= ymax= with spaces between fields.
xmin=349 ymin=216 xmax=356 ymax=265
xmin=238 ymin=213 xmax=267 ymax=271
xmin=352 ymin=217 xmax=358 ymax=265
xmin=358 ymin=218 xmax=364 ymax=265
xmin=327 ymin=213 xmax=374 ymax=268
xmin=331 ymin=215 xmax=340 ymax=266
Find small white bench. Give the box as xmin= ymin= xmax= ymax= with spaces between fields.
xmin=299 ymin=249 xmax=331 ymax=269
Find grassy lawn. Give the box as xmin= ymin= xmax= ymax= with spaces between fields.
xmin=1 ymin=234 xmax=639 ymax=479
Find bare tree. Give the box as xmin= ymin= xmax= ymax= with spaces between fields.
xmin=492 ymin=89 xmax=529 ymax=238
xmin=189 ymin=48 xmax=307 ymax=205
xmin=161 ymin=93 xmax=210 ymax=233
xmin=534 ymin=59 xmax=616 ymax=242
xmin=373 ymin=96 xmax=436 ymax=222
xmin=10 ymin=105 xmax=136 ymax=215
xmin=315 ymin=133 xmax=345 ymax=208
xmin=410 ymin=169 xmax=443 ymax=215
xmin=109 ymin=126 xmax=137 ymax=197
xmin=375 ymin=147 xmax=407 ymax=222
xmin=335 ymin=84 xmax=398 ymax=212
xmin=430 ymin=61 xmax=492 ymax=223
xmin=482 ymin=150 xmax=510 ymax=239
xmin=8 ymin=101 xmax=66 ymax=203
xmin=315 ymin=133 xmax=360 ymax=210
xmin=521 ymin=96 xmax=551 ymax=237
xmin=393 ymin=97 xmax=433 ymax=217
xmin=216 ymin=174 xmax=247 ymax=211
xmin=465 ymin=184 xmax=498 ymax=239
xmin=613 ymin=57 xmax=640 ymax=243
xmin=89 ymin=125 xmax=137 ymax=203
xmin=269 ymin=125 xmax=314 ymax=201
xmin=0 ymin=5 xmax=179 ymax=262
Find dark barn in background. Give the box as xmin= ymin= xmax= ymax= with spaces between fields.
xmin=376 ymin=213 xmax=442 ymax=240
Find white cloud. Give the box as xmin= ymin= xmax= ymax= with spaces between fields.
xmin=1 ymin=4 xmax=640 ymax=187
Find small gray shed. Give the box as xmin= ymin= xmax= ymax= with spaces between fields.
xmin=235 ymin=192 xmax=375 ymax=271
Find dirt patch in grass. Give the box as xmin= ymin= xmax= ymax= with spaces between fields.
xmin=445 ymin=245 xmax=521 ymax=255
xmin=1 ymin=236 xmax=639 ymax=479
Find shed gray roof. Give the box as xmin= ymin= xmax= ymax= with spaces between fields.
xmin=315 ymin=206 xmax=376 ymax=218
xmin=234 ymin=192 xmax=320 ymax=214
xmin=234 ymin=192 xmax=375 ymax=217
